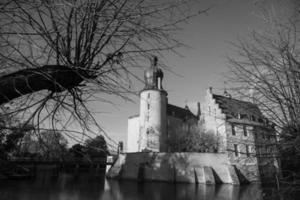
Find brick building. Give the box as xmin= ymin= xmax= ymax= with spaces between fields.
xmin=203 ymin=87 xmax=280 ymax=182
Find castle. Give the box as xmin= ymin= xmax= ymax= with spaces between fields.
xmin=109 ymin=57 xmax=280 ymax=184
xmin=127 ymin=57 xmax=199 ymax=153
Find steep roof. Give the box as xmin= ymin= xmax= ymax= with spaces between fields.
xmin=167 ymin=104 xmax=198 ymax=120
xmin=212 ymin=94 xmax=263 ymax=120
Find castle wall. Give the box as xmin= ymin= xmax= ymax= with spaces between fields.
xmin=127 ymin=116 xmax=139 ymax=152
xmin=107 ymin=152 xmax=244 ymax=184
xmin=225 ymin=119 xmax=279 ymax=182
xmin=253 ymin=126 xmax=280 ymax=181
xmin=225 ymin=121 xmax=260 ymax=182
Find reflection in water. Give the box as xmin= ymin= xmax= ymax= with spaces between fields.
xmin=0 ymin=172 xmax=270 ymax=200
xmin=102 ymin=180 xmax=264 ymax=200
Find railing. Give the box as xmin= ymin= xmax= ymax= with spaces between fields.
xmin=9 ymin=156 xmax=115 ymax=165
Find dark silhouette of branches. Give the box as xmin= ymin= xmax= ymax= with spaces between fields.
xmin=0 ymin=0 xmax=210 ymax=143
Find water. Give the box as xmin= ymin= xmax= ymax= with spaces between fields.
xmin=0 ymin=172 xmax=277 ymax=200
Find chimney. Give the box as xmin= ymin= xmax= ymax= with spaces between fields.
xmin=224 ymin=89 xmax=232 ymax=98
xmin=209 ymin=87 xmax=212 ymax=93
xmin=197 ymin=102 xmax=201 ymax=119
xmin=184 ymin=105 xmax=189 ymax=110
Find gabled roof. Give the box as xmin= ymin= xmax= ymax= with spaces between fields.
xmin=167 ymin=104 xmax=198 ymax=120
xmin=212 ymin=94 xmax=263 ymax=120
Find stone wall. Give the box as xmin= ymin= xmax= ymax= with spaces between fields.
xmin=107 ymin=152 xmax=252 ymax=185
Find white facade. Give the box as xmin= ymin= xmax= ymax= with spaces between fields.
xmin=138 ymin=89 xmax=167 ymax=152
xmin=127 ymin=116 xmax=139 ymax=152
xmin=203 ymin=88 xmax=227 ymax=152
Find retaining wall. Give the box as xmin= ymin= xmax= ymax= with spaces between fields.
xmin=106 ymin=152 xmax=256 ymax=184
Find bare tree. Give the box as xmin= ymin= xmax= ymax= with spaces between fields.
xmin=0 ymin=0 xmax=209 ymax=146
xmin=226 ymin=0 xmax=300 ymax=192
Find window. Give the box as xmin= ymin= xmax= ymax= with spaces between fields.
xmin=214 ymin=109 xmax=217 ymax=120
xmin=231 ymin=124 xmax=236 ymax=136
xmin=243 ymin=125 xmax=248 ymax=137
xmin=147 ymin=103 xmax=150 ymax=110
xmin=148 ymin=93 xmax=150 ymax=98
xmin=234 ymin=144 xmax=239 ymax=157
xmin=254 ymin=132 xmax=257 ymax=138
xmin=246 ymin=145 xmax=250 ymax=157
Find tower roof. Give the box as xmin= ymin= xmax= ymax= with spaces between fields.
xmin=143 ymin=56 xmax=164 ymax=90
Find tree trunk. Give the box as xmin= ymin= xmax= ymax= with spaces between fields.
xmin=0 ymin=65 xmax=87 ymax=105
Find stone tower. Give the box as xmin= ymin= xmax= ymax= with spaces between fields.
xmin=138 ymin=57 xmax=168 ymax=152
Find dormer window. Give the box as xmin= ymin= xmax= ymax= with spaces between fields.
xmin=240 ymin=114 xmax=248 ymax=119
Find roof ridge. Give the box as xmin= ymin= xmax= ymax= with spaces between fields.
xmin=167 ymin=103 xmax=197 ymax=119
xmin=212 ymin=94 xmax=257 ymax=106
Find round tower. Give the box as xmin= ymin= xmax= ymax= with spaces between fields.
xmin=138 ymin=57 xmax=167 ymax=152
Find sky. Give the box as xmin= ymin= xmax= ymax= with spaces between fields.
xmin=87 ymin=0 xmax=291 ymax=150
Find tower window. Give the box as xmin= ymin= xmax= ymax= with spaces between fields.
xmin=147 ymin=103 xmax=150 ymax=110
xmin=148 ymin=93 xmax=150 ymax=99
xmin=231 ymin=124 xmax=236 ymax=136
xmin=214 ymin=109 xmax=217 ymax=120
xmin=234 ymin=144 xmax=239 ymax=157
xmin=246 ymin=145 xmax=250 ymax=157
xmin=243 ymin=125 xmax=248 ymax=137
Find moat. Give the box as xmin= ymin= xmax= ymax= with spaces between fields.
xmin=0 ymin=171 xmax=281 ymax=200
